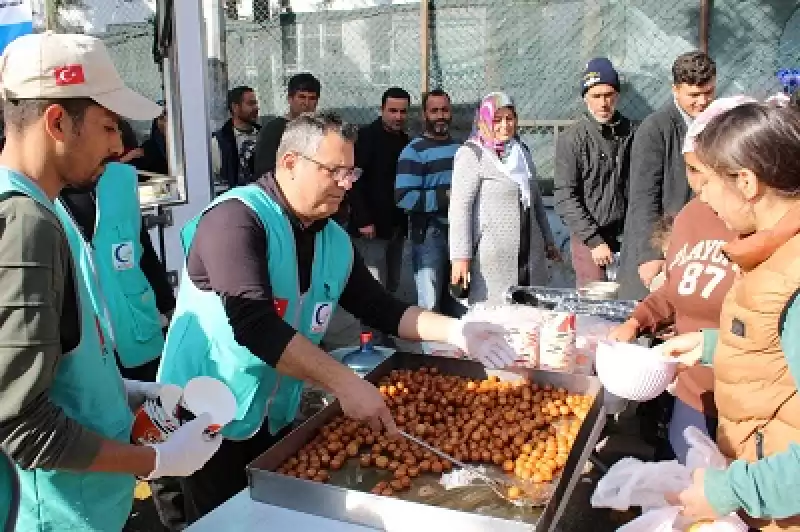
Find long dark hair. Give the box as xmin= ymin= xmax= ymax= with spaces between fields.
xmin=694 ymin=103 xmax=800 ymax=197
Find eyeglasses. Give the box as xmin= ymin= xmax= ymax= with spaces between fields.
xmin=296 ymin=153 xmax=362 ymax=184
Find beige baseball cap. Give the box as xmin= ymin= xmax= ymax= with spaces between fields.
xmin=0 ymin=31 xmax=162 ymax=121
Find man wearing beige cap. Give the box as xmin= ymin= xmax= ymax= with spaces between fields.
xmin=0 ymin=32 xmax=220 ymax=531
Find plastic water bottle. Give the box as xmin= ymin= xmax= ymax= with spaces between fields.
xmin=604 ymin=252 xmax=620 ymax=282
xmin=342 ymin=332 xmax=385 ymax=377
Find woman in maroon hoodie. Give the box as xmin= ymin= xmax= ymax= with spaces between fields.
xmin=609 ymin=98 xmax=754 ymax=462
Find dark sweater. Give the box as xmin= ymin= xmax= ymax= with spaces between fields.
xmin=618 ymin=100 xmax=693 ymax=300
xmin=186 ymin=174 xmax=411 ymax=368
xmin=252 ymin=117 xmax=288 ymax=179
xmin=131 ymin=120 xmax=169 ymax=179
xmin=349 ymin=119 xmax=410 ymax=240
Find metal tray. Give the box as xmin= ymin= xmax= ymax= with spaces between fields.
xmin=247 ymin=352 xmax=606 ymax=532
xmin=502 ymin=285 xmax=638 ymax=323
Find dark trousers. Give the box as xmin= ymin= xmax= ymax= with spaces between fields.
xmin=118 ymin=357 xmax=187 ymax=531
xmin=181 ymin=421 xmax=292 ymax=524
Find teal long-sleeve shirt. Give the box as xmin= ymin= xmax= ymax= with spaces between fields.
xmin=699 ymin=295 xmax=800 ymax=519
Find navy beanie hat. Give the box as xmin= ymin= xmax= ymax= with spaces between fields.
xmin=582 ymin=57 xmax=620 ymax=96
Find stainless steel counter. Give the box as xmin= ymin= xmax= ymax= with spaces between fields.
xmin=185 ymin=490 xmax=379 ymax=531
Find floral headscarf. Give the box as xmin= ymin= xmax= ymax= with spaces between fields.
xmin=470 ymin=91 xmax=515 ymax=157
xmin=468 ymin=91 xmax=531 ymax=207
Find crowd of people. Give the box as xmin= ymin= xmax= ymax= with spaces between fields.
xmin=1 ymin=28 xmax=800 ymax=532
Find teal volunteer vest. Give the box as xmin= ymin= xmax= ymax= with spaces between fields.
xmin=0 ymin=168 xmax=135 ymax=532
xmin=55 ymin=162 xmax=164 ymax=368
xmin=157 ymin=185 xmax=353 ymax=439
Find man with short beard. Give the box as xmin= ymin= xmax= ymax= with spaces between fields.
xmin=618 ymin=51 xmax=717 ymax=300
xmin=212 ymin=85 xmax=261 ymax=188
xmin=554 ymin=57 xmax=637 ymax=287
xmin=395 ymin=89 xmax=460 ymax=315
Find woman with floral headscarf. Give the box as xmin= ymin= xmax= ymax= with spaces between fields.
xmin=448 ymin=92 xmax=559 ymax=305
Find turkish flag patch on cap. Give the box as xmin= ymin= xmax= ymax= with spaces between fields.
xmin=54 ymin=64 xmax=86 ymax=86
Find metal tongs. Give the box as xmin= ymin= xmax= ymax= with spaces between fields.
xmin=398 ymin=429 xmax=531 ymax=506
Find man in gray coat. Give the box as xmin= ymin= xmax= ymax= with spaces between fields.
xmin=555 ymin=58 xmax=637 ymax=287
xmin=617 ymin=51 xmax=716 ymax=300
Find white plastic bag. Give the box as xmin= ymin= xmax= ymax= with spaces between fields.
xmin=591 ymin=427 xmax=748 ymax=531
xmin=684 ymin=426 xmax=729 ymax=471
xmin=590 ymin=457 xmax=692 ymax=512
xmin=617 ymin=506 xmax=682 ymax=532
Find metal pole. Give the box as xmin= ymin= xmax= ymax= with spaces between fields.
xmin=44 ymin=0 xmax=57 ymax=31
xmin=699 ymin=0 xmax=711 ymax=53
xmin=204 ymin=0 xmax=229 ymax=131
xmin=420 ymin=0 xmax=430 ymax=96
xmin=162 ymin=0 xmax=214 ymax=274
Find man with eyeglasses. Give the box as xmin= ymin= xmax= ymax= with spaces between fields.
xmin=157 ymin=112 xmax=517 ymax=521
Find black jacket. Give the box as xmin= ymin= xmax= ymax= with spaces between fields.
xmin=132 ymin=120 xmax=169 ymax=179
xmin=349 ymin=119 xmax=410 ymax=240
xmin=252 ymin=117 xmax=288 ymax=179
xmin=554 ymin=111 xmax=636 ymax=251
xmin=213 ymin=119 xmax=261 ymax=188
xmin=618 ymin=99 xmax=693 ymax=300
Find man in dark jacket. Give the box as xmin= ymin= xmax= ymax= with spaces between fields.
xmin=349 ymin=87 xmax=411 ymax=295
xmin=617 ymin=51 xmax=716 ymax=300
xmin=211 ymin=86 xmax=261 ymax=189
xmin=132 ymin=103 xmax=169 ymax=177
xmin=555 ymin=58 xmax=636 ymax=287
xmin=252 ymin=73 xmax=320 ymax=178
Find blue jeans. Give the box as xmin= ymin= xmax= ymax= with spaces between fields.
xmin=668 ymin=397 xmax=715 ymax=464
xmin=412 ymin=225 xmax=449 ymax=312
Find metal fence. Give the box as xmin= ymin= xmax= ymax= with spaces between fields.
xmin=45 ymin=0 xmax=800 ymax=183
xmin=224 ymin=0 xmax=800 ymax=183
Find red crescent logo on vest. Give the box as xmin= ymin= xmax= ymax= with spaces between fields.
xmin=273 ymin=298 xmax=288 ymax=318
xmin=54 ymin=64 xmax=86 ymax=86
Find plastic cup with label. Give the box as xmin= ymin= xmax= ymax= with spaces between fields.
xmin=131 ymin=384 xmax=183 ymax=445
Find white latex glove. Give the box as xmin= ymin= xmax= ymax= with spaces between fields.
xmin=123 ymin=379 xmax=163 ymax=412
xmin=446 ymin=319 xmax=516 ymax=369
xmin=145 ymin=413 xmax=222 ymax=479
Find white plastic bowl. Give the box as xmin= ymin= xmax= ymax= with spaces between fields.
xmin=595 ymin=340 xmax=679 ymax=402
